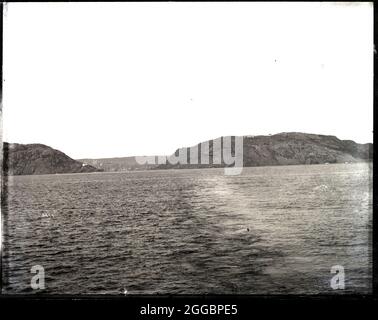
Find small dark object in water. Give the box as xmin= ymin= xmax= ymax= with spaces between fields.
xmin=247 ymin=228 xmax=250 ymax=232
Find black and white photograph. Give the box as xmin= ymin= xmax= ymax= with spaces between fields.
xmin=0 ymin=1 xmax=373 ymax=299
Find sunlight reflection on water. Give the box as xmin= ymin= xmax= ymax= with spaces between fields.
xmin=2 ymin=163 xmax=372 ymax=294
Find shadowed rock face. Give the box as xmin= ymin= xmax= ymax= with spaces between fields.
xmin=2 ymin=142 xmax=101 ymax=176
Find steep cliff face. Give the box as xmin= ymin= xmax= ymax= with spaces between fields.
xmin=2 ymin=143 xmax=101 ymax=176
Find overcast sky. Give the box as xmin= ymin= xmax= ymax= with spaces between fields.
xmin=2 ymin=2 xmax=373 ymax=159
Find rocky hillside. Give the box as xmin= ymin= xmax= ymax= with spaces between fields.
xmin=2 ymin=142 xmax=101 ymax=175
xmin=157 ymin=132 xmax=373 ymax=169
xmin=242 ymin=132 xmax=372 ymax=166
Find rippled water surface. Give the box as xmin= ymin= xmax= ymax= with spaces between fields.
xmin=1 ymin=163 xmax=372 ymax=294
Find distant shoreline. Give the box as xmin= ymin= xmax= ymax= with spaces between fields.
xmin=4 ymin=161 xmax=372 ymax=177
xmin=3 ymin=133 xmax=373 ymax=176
